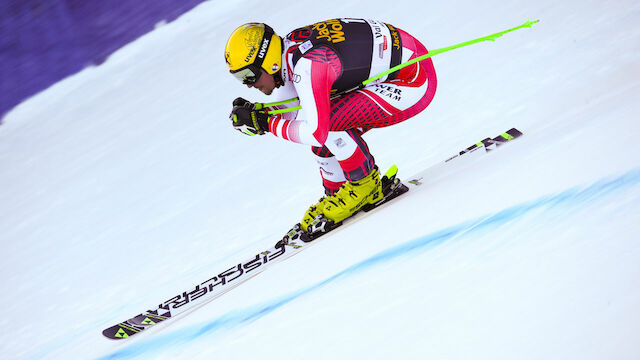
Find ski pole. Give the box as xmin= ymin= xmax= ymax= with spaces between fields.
xmin=266 ymin=20 xmax=539 ymax=115
xmin=363 ymin=19 xmax=539 ymax=85
xmin=255 ymin=98 xmax=301 ymax=115
xmin=260 ymin=98 xmax=301 ymax=115
xmin=267 ymin=105 xmax=301 ymax=115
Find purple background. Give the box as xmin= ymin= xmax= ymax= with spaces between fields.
xmin=0 ymin=0 xmax=207 ymax=121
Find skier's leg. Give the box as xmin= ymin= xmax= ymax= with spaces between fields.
xmin=302 ymin=145 xmax=349 ymax=231
xmin=323 ymin=129 xmax=375 ymax=182
xmin=328 ymin=28 xmax=437 ymax=132
xmin=318 ymin=129 xmax=383 ymax=223
xmin=316 ymin=30 xmax=436 ymax=225
xmin=311 ymin=145 xmax=346 ymax=195
xmin=303 ymin=128 xmax=378 ymax=229
xmin=305 ymin=29 xmax=437 ymax=229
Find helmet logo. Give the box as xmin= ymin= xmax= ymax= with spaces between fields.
xmin=258 ymin=38 xmax=270 ymax=60
xmin=244 ymin=47 xmax=256 ymax=62
xmin=272 ymin=63 xmax=279 ymax=72
xmin=243 ymin=27 xmax=262 ymax=63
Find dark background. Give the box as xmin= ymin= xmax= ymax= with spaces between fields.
xmin=0 ymin=0 xmax=207 ymax=121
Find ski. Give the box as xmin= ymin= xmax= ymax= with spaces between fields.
xmin=102 ymin=127 xmax=522 ymax=340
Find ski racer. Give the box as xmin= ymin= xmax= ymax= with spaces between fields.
xmin=225 ymin=18 xmax=437 ymax=231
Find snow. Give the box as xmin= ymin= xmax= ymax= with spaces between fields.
xmin=1 ymin=0 xmax=639 ymax=359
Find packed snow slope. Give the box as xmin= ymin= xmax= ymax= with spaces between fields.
xmin=1 ymin=0 xmax=639 ymax=359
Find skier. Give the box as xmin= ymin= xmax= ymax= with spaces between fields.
xmin=225 ymin=18 xmax=437 ymax=232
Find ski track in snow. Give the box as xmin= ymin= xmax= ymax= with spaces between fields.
xmin=95 ymin=167 xmax=640 ymax=359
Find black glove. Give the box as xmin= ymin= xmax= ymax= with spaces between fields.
xmin=229 ymin=97 xmax=269 ymax=136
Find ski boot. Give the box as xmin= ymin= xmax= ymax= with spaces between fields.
xmin=322 ymin=167 xmax=383 ymax=224
xmin=303 ymin=165 xmax=408 ymax=240
xmin=278 ymin=166 xmax=408 ymax=247
xmin=277 ymin=195 xmax=331 ymax=247
xmin=301 ymin=196 xmax=331 ymax=232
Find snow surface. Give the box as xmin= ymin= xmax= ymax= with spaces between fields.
xmin=1 ymin=0 xmax=640 ymax=359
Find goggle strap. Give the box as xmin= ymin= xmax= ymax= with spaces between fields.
xmin=253 ymin=24 xmax=274 ymax=70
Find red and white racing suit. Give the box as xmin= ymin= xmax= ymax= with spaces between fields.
xmin=266 ymin=18 xmax=437 ymax=194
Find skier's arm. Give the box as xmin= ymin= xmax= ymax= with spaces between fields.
xmin=268 ymin=46 xmax=341 ymax=146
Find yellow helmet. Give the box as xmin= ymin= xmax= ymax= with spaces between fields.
xmin=224 ymin=23 xmax=282 ymax=84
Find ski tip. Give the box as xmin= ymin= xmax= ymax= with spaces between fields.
xmin=102 ymin=323 xmax=141 ymax=340
xmin=505 ymin=128 xmax=524 ymax=138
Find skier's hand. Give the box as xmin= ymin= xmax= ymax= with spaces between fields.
xmin=229 ymin=98 xmax=269 ymax=136
xmin=231 ymin=97 xmax=266 ymax=111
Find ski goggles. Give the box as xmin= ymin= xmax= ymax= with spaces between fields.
xmin=229 ymin=24 xmax=275 ymax=85
xmin=230 ymin=64 xmax=263 ymax=85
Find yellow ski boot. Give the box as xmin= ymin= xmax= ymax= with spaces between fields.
xmin=301 ymin=196 xmax=331 ymax=232
xmin=322 ymin=167 xmax=383 ymax=224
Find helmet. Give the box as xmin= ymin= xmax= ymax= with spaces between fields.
xmin=224 ymin=23 xmax=282 ymax=84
